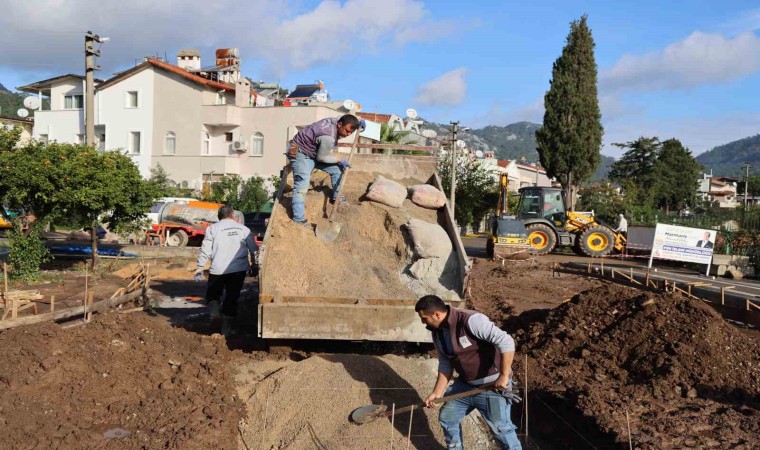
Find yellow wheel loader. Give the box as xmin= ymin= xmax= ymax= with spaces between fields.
xmin=486 ymin=174 xmax=530 ymax=259
xmin=515 ymin=186 xmax=626 ymax=257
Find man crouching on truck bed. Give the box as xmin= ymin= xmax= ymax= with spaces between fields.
xmin=194 ymin=205 xmax=257 ymax=335
xmin=416 ymin=295 xmax=522 ymax=449
xmin=286 ymin=114 xmax=364 ymax=226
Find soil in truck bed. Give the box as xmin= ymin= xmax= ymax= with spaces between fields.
xmin=263 ymin=170 xmax=462 ymax=301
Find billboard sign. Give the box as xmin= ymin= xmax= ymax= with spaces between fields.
xmin=650 ymin=224 xmax=715 ymax=265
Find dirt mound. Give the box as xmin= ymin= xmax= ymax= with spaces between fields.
xmin=238 ymin=353 xmax=492 ymax=449
xmin=0 ymin=313 xmax=245 ymax=449
xmin=466 ymin=258 xmax=604 ymax=324
xmin=516 ymin=284 xmax=760 ymax=449
xmin=263 ymin=170 xmax=461 ymax=300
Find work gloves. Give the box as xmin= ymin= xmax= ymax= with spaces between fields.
xmin=338 ymin=159 xmax=352 ymax=171
xmin=192 ymin=267 xmax=204 ymax=281
xmin=359 ymin=119 xmax=366 ymax=131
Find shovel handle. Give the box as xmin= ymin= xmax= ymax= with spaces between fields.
xmin=327 ymin=128 xmax=361 ymax=222
xmin=383 ymin=383 xmax=496 ymax=417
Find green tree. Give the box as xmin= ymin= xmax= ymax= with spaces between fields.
xmin=609 ymin=137 xmax=661 ymax=206
xmin=738 ymin=175 xmax=760 ymax=198
xmin=439 ymin=153 xmax=497 ymax=229
xmin=0 ymin=130 xmax=159 ymax=269
xmin=576 ymin=183 xmax=628 ymax=225
xmin=652 ymin=139 xmax=702 ymax=214
xmin=148 ymin=163 xmax=190 ymax=197
xmin=536 ymin=15 xmax=603 ymax=210
xmin=203 ymin=174 xmax=272 ymax=212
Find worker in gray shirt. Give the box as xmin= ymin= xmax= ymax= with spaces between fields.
xmin=194 ymin=205 xmax=257 ymax=332
xmin=416 ymin=295 xmax=522 ymax=450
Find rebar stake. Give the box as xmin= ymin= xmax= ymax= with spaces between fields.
xmin=406 ymin=405 xmax=414 ymax=450
xmin=390 ymin=403 xmax=395 ymax=450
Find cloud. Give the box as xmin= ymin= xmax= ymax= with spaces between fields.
xmin=600 ymin=31 xmax=760 ymax=93
xmin=602 ymin=112 xmax=760 ymax=157
xmin=719 ymin=8 xmax=760 ymax=34
xmin=413 ymin=68 xmax=469 ymax=106
xmin=0 ymin=0 xmax=455 ymax=80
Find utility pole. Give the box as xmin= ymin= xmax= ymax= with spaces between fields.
xmin=742 ymin=162 xmax=751 ymax=209
xmin=449 ymin=121 xmax=459 ymax=221
xmin=85 ymin=31 xmax=105 ymax=147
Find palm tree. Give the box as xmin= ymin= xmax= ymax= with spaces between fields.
xmin=379 ymin=123 xmax=410 ymax=154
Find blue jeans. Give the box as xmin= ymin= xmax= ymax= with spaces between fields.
xmin=439 ymin=379 xmax=522 ymax=449
xmin=289 ymin=151 xmax=343 ymax=223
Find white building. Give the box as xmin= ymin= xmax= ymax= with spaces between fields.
xmin=18 ymin=52 xmax=360 ymax=188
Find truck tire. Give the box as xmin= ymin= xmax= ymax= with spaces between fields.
xmin=526 ymin=223 xmax=556 ymax=255
xmin=167 ymin=229 xmax=189 ymax=247
xmin=578 ymin=226 xmax=615 ymax=257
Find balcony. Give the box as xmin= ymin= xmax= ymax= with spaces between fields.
xmin=202 ymin=105 xmax=241 ymax=126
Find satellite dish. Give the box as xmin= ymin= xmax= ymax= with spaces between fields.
xmin=475 ymin=150 xmax=484 ymax=158
xmin=343 ymin=99 xmax=355 ymax=111
xmin=16 ymin=108 xmax=29 ymax=118
xmin=406 ymin=108 xmax=418 ymax=119
xmin=23 ymin=96 xmax=41 ymax=110
xmin=316 ymin=92 xmax=328 ymax=103
xmin=421 ymin=129 xmax=438 ymax=139
xmin=456 ymin=139 xmax=466 ymax=149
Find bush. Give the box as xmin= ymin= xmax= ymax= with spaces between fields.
xmin=7 ymin=223 xmax=51 ymax=281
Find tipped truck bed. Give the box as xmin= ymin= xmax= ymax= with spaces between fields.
xmin=257 ymin=153 xmax=470 ymax=342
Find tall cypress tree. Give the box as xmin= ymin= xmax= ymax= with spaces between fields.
xmin=536 ymin=15 xmax=603 ymax=210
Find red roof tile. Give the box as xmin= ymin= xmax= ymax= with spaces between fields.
xmin=357 ymin=112 xmax=392 ymax=123
xmin=497 ymin=160 xmax=511 ymax=168
xmin=146 ymin=58 xmax=234 ymax=91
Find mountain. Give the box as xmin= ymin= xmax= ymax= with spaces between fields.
xmin=423 ymin=120 xmax=615 ymax=179
xmin=0 ymin=89 xmax=24 ymax=117
xmin=0 ymin=82 xmax=11 ymax=93
xmin=696 ymin=134 xmax=760 ymax=177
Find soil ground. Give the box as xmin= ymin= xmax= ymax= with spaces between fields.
xmin=0 ymin=239 xmax=758 ymax=448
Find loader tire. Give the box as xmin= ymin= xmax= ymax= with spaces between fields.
xmin=578 ymin=226 xmax=615 ymax=257
xmin=526 ymin=223 xmax=556 ymax=255
xmin=167 ymin=229 xmax=189 ymax=247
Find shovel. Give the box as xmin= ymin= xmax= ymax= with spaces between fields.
xmin=314 ymin=128 xmax=361 ymax=242
xmin=351 ymin=383 xmax=498 ymax=424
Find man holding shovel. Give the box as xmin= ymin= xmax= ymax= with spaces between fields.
xmin=416 ymin=295 xmax=522 ymax=450
xmin=286 ymin=114 xmax=363 ymax=226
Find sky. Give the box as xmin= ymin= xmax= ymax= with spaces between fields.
xmin=1 ymin=0 xmax=759 ymax=157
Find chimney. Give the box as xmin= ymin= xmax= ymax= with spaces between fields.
xmin=177 ymin=49 xmax=201 ymax=71
xmin=235 ymin=78 xmax=251 ymax=107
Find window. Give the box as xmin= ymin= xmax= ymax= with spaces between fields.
xmin=201 ymin=132 xmax=210 ymax=155
xmin=64 ymin=94 xmax=83 ymax=109
xmin=251 ymin=132 xmax=264 ymax=156
xmin=164 ymin=132 xmax=176 ymax=155
xmin=126 ymin=91 xmax=139 ymax=108
xmin=129 ymin=131 xmax=141 ymax=154
xmin=39 ymin=134 xmax=49 ymax=144
xmin=224 ymin=132 xmax=233 ymax=142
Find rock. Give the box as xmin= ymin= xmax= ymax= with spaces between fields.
xmin=686 ymin=387 xmax=698 ymax=398
xmin=725 ymin=267 xmax=743 ymax=279
xmin=581 ymin=349 xmax=591 ymax=358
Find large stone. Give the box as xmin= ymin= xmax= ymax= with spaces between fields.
xmin=725 ymin=267 xmax=744 ymax=279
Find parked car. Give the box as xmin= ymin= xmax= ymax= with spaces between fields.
xmin=243 ymin=212 xmax=271 ymax=239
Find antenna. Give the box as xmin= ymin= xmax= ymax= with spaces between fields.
xmin=406 ymin=108 xmax=418 ymax=119
xmin=475 ymin=150 xmax=484 ymax=158
xmin=456 ymin=139 xmax=466 ymax=149
xmin=343 ymin=99 xmax=355 ymax=111
xmin=16 ymin=108 xmax=29 ymax=118
xmin=23 ymin=96 xmax=41 ymax=110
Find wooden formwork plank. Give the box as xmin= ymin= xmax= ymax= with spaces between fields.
xmin=258 ymin=303 xmax=431 ymax=342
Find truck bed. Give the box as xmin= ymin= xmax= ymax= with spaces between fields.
xmin=257 ymin=153 xmax=470 ymax=342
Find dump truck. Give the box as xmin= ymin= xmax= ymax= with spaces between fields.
xmin=256 ymin=153 xmax=470 ymax=342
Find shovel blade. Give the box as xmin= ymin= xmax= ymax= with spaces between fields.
xmin=315 ymin=219 xmax=343 ymax=242
xmin=350 ymin=404 xmax=387 ymax=424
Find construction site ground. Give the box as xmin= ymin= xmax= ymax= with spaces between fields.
xmin=0 ymin=240 xmax=758 ymax=448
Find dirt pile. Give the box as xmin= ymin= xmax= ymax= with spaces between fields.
xmin=466 ymin=258 xmax=604 ymax=323
xmin=264 ymin=170 xmax=461 ymax=300
xmin=0 ymin=312 xmax=245 ymax=449
xmin=516 ymin=284 xmax=760 ymax=449
xmin=238 ymin=353 xmax=492 ymax=450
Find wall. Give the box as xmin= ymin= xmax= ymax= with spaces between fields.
xmin=32 ymin=78 xmax=85 ymax=143
xmin=50 ymin=78 xmax=83 ymax=110
xmin=97 ymin=69 xmax=155 ymax=177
